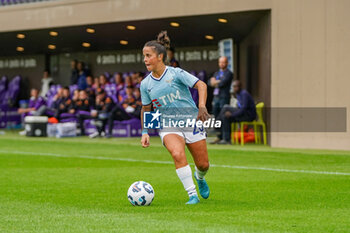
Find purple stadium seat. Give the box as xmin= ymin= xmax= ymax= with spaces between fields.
xmin=109 ymin=118 xmax=139 ymax=137
xmin=69 ymin=84 xmax=78 ymax=97
xmin=0 ymin=76 xmax=8 ymax=101
xmin=77 ymin=110 xmax=90 ymax=116
xmin=59 ymin=110 xmax=91 ymax=124
xmin=0 ymin=104 xmax=21 ymax=129
xmin=82 ymin=119 xmax=96 ymax=135
xmin=108 ymin=118 xmax=157 ymax=137
xmin=5 ymin=107 xmax=21 ymax=127
xmin=58 ymin=113 xmax=77 ymax=123
xmin=118 ymin=89 xmax=126 ymax=100
xmin=0 ymin=76 xmax=22 ymax=128
xmin=46 ymin=84 xmax=61 ymax=107
xmin=104 ymin=83 xmax=118 ymax=103
xmin=82 ymin=117 xmax=157 ymax=137
xmin=2 ymin=75 xmax=21 ymax=107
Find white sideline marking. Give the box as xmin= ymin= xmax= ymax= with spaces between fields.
xmin=0 ymin=150 xmax=349 ymax=176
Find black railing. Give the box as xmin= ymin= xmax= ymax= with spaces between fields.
xmin=0 ymin=0 xmax=57 ymax=7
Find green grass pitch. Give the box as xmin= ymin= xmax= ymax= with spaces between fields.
xmin=0 ymin=131 xmax=349 ymax=232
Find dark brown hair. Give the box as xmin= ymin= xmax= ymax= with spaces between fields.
xmin=144 ymin=31 xmax=170 ymax=62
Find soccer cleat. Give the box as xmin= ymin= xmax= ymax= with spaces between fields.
xmin=186 ymin=195 xmax=200 ymax=205
xmin=194 ymin=172 xmax=210 ymax=199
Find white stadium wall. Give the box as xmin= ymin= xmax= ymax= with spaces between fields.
xmin=0 ymin=0 xmax=349 ymax=150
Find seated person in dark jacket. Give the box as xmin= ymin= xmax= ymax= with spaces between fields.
xmin=121 ymin=86 xmax=141 ymax=118
xmin=54 ymin=87 xmax=73 ymax=120
xmin=216 ymin=80 xmax=256 ymax=144
xmin=70 ymin=90 xmax=92 ymax=113
xmin=50 ymin=87 xmax=64 ymax=108
xmin=104 ymin=88 xmax=134 ymax=138
xmin=131 ymin=88 xmax=142 ymax=118
xmin=71 ymin=90 xmax=94 ymax=135
xmin=89 ymin=88 xmax=115 ymax=138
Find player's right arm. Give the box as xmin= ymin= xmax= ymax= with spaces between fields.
xmin=140 ymin=79 xmax=152 ymax=148
xmin=141 ymin=104 xmax=152 ymax=148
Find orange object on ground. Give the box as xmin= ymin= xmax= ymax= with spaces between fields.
xmin=233 ymin=127 xmax=255 ymax=143
xmin=48 ymin=117 xmax=59 ymax=124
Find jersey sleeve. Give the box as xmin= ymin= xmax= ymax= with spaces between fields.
xmin=176 ymin=68 xmax=199 ymax=88
xmin=140 ymin=81 xmax=152 ymax=106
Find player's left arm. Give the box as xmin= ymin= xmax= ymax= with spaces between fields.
xmin=175 ymin=68 xmax=210 ymax=122
xmin=193 ymin=80 xmax=210 ymax=122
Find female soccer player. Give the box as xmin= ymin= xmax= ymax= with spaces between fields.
xmin=140 ymin=31 xmax=210 ymax=204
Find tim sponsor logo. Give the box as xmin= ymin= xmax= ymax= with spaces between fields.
xmin=152 ymin=90 xmax=181 ymax=108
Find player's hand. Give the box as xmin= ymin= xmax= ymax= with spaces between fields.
xmin=141 ymin=134 xmax=150 ymax=148
xmin=197 ymin=106 xmax=210 ymax=122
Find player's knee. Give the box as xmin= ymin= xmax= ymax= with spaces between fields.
xmin=197 ymin=161 xmax=209 ymax=171
xmin=171 ymin=150 xmax=185 ymax=163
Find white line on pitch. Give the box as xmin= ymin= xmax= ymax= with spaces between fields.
xmin=0 ymin=150 xmax=349 ymax=176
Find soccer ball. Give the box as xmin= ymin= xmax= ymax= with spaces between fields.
xmin=127 ymin=181 xmax=155 ymax=206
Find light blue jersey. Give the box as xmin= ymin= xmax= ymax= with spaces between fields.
xmin=140 ymin=66 xmax=199 ymax=122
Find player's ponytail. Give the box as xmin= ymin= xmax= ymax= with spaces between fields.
xmin=144 ymin=31 xmax=170 ymax=63
xmin=156 ymin=31 xmax=170 ymax=50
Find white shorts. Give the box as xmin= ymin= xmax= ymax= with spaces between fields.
xmin=159 ymin=127 xmax=206 ymax=144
